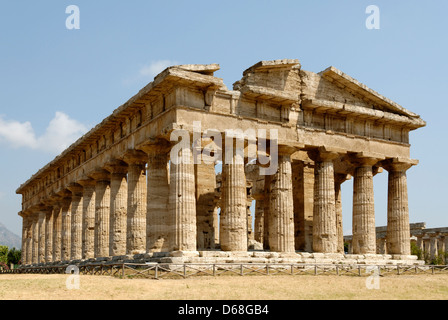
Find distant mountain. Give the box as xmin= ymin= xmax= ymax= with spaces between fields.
xmin=0 ymin=222 xmax=21 ymax=249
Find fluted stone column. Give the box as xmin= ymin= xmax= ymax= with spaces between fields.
xmin=52 ymin=204 xmax=62 ymax=262
xmin=263 ymin=175 xmax=271 ymax=250
xmin=124 ymin=151 xmax=147 ymax=255
xmin=309 ymin=148 xmax=341 ymax=253
xmin=335 ymin=174 xmax=350 ymax=254
xmin=31 ymin=213 xmax=39 ymax=264
xmin=268 ymin=146 xmax=296 ymax=252
xmin=45 ymin=209 xmax=54 ymax=263
xmin=60 ymin=195 xmax=72 ymax=261
xmin=378 ymin=238 xmax=387 ymax=254
xmin=254 ymin=198 xmax=264 ymax=244
xmin=37 ymin=210 xmax=47 ymax=264
xmin=423 ymin=238 xmax=430 ymax=257
xmin=220 ymin=138 xmax=247 ymax=252
xmin=383 ymin=158 xmax=417 ymax=255
xmin=78 ymin=179 xmax=96 ymax=260
xmin=105 ymin=161 xmax=128 ymax=257
xmin=169 ymin=144 xmax=197 ymax=251
xmin=90 ymin=170 xmax=111 ymax=258
xmin=22 ymin=214 xmax=32 ymax=265
xmin=292 ymin=160 xmax=314 ymax=252
xmin=351 ymin=156 xmax=382 ymax=254
xmin=194 ymin=142 xmax=218 ymax=251
xmin=430 ymin=235 xmax=438 ymax=261
xmin=141 ymin=144 xmax=170 ymax=253
xmin=416 ymin=236 xmax=424 ymax=255
xmin=67 ymin=184 xmax=83 ymax=261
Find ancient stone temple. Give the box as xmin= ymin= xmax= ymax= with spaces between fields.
xmin=17 ymin=59 xmax=426 ymax=266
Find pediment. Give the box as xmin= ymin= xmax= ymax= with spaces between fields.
xmin=300 ymin=66 xmax=426 ymax=130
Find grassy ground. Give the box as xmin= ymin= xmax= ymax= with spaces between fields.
xmin=0 ymin=274 xmax=447 ymax=300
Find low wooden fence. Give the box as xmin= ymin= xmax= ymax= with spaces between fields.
xmin=2 ymin=263 xmax=448 ymax=279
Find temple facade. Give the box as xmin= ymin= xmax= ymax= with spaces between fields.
xmin=16 ymin=59 xmax=426 ymax=266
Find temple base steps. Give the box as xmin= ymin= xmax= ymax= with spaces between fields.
xmin=22 ymin=251 xmax=425 ymax=268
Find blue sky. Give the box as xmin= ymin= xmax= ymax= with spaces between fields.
xmin=0 ymin=1 xmax=447 ymax=237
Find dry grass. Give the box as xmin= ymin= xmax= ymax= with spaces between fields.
xmin=1 ymin=274 xmax=447 ymax=300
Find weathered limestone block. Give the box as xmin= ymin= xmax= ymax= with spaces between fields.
xmin=143 ymin=144 xmax=170 ymax=252
xmin=124 ymin=151 xmax=147 ymax=255
xmin=268 ymin=147 xmax=296 ymax=252
xmin=78 ymin=179 xmax=96 ymax=260
xmin=67 ymin=184 xmax=83 ymax=261
xmin=220 ymin=140 xmax=247 ymax=252
xmin=105 ymin=161 xmax=128 ymax=257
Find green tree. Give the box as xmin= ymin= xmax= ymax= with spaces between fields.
xmin=0 ymin=246 xmax=8 ymax=264
xmin=7 ymin=247 xmax=21 ymax=265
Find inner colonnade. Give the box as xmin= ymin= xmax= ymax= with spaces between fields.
xmin=17 ymin=60 xmax=426 ymax=266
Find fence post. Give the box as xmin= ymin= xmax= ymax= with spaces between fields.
xmin=121 ymin=264 xmax=125 ymax=278
xmin=155 ymin=264 xmax=158 ymax=280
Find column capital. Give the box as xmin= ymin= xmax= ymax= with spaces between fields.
xmin=278 ymin=144 xmax=303 ymax=156
xmin=334 ymin=173 xmax=352 ymax=185
xmin=308 ymin=147 xmax=345 ymax=162
xmin=382 ymin=158 xmax=419 ymax=172
xmin=66 ymin=183 xmax=83 ymax=196
xmin=347 ymin=152 xmax=385 ymax=167
xmin=104 ymin=159 xmax=128 ymax=175
xmin=88 ymin=169 xmax=111 ymax=182
xmin=123 ymin=149 xmax=147 ymax=166
xmin=138 ymin=139 xmax=171 ymax=154
xmin=77 ymin=177 xmax=96 ymax=188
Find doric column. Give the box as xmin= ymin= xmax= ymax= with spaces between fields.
xmin=254 ymin=197 xmax=264 ymax=244
xmin=67 ymin=184 xmax=83 ymax=261
xmin=268 ymin=146 xmax=296 ymax=253
xmin=383 ymin=158 xmax=417 ymax=255
xmin=423 ymin=238 xmax=430 ymax=257
xmin=105 ymin=161 xmax=128 ymax=257
xmin=335 ymin=174 xmax=351 ymax=254
xmin=52 ymin=203 xmax=62 ymax=262
xmin=37 ymin=209 xmax=47 ymax=264
xmin=416 ymin=235 xmax=424 ymax=255
xmin=292 ymin=160 xmax=314 ymax=252
xmin=21 ymin=214 xmax=32 ymax=265
xmin=430 ymin=234 xmax=438 ymax=261
xmin=378 ymin=237 xmax=387 ymax=254
xmin=169 ymin=143 xmax=197 ymax=251
xmin=193 ymin=141 xmax=218 ymax=251
xmin=42 ymin=202 xmax=54 ymax=263
xmin=351 ymin=155 xmax=383 ymax=254
xmin=263 ymin=175 xmax=272 ymax=250
xmin=124 ymin=151 xmax=147 ymax=255
xmin=90 ymin=170 xmax=111 ymax=258
xmin=60 ymin=193 xmax=72 ymax=261
xmin=220 ymin=138 xmax=247 ymax=252
xmin=308 ymin=148 xmax=342 ymax=253
xmin=31 ymin=212 xmax=39 ymax=264
xmin=141 ymin=144 xmax=170 ymax=253
xmin=78 ymin=178 xmax=96 ymax=260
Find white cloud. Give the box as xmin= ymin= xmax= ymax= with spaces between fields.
xmin=139 ymin=60 xmax=178 ymax=79
xmin=0 ymin=112 xmax=88 ymax=154
xmin=123 ymin=60 xmax=179 ymax=86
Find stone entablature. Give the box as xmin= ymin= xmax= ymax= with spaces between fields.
xmin=17 ymin=59 xmax=426 ymax=266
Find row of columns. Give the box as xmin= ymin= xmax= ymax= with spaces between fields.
xmin=20 ymin=144 xmax=416 ymax=265
xmin=416 ymin=234 xmax=448 ymax=261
